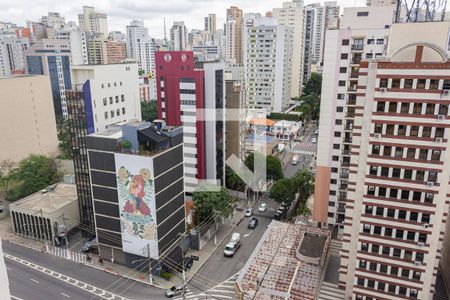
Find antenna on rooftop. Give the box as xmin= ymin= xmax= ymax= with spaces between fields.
xmin=164 ymin=17 xmax=168 ymax=47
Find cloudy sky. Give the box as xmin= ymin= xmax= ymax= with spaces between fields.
xmin=0 ymin=0 xmax=365 ymax=38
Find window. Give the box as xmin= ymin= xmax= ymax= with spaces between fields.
xmin=399 ymin=287 xmax=407 ymax=296
xmin=115 ymin=96 xmax=119 ymax=103
xmin=379 ymin=78 xmax=388 ymax=88
xmin=334 ymin=132 xmax=341 ymax=137
xmin=426 ymin=103 xmax=435 ymax=114
xmin=386 ymin=125 xmax=395 ymax=135
xmin=341 ymin=53 xmax=348 ymax=59
xmin=407 ymin=148 xmax=416 ymax=158
xmin=416 ymin=170 xmax=425 ymax=181
xmin=387 ymin=209 xmax=395 ymax=218
xmin=338 ymin=80 xmax=346 ymax=86
xmin=398 ymin=125 xmax=406 ymax=135
xmin=417 ymin=79 xmax=426 ymax=89
xmin=390 ymin=189 xmax=398 ymax=198
xmin=376 ymin=39 xmax=384 ymax=44
xmin=435 ymin=128 xmax=445 ymax=138
xmin=359 ymin=260 xmax=367 ymax=268
xmin=365 ymin=205 xmax=373 ymax=214
xmin=439 ymin=104 xmax=448 ymax=115
xmin=401 ymin=102 xmax=409 ymax=113
xmin=401 ymin=269 xmax=410 ymax=278
xmin=361 ymin=242 xmax=369 ymax=251
xmin=432 ymin=150 xmax=441 ymax=161
xmin=122 ymin=107 xmax=126 ymax=114
xmin=398 ymin=210 xmax=407 ymax=219
xmin=404 ymin=169 xmax=413 ymax=180
xmin=357 ymin=277 xmax=365 ymax=286
xmin=366 ymin=53 xmax=373 ymax=59
xmin=103 ymin=98 xmax=107 ymax=106
xmin=369 ymin=262 xmax=377 ymax=271
xmin=391 ymin=266 xmax=399 ymax=275
xmin=392 ymin=79 xmax=401 ymax=88
xmin=430 ymin=79 xmax=439 ymax=89
xmin=392 ymin=168 xmax=401 ymax=178
xmin=401 ymin=190 xmax=410 ymax=200
xmin=370 ymin=166 xmax=378 ymax=175
xmin=332 ymin=156 xmax=339 ymax=161
xmin=413 ymin=103 xmax=422 ymax=114
xmin=374 ymin=123 xmax=383 ymax=134
xmin=337 ymin=93 xmax=345 ymax=99
xmin=404 ymin=79 xmax=414 ymax=88
xmin=121 ymin=95 xmax=125 ymax=102
xmin=116 ymin=108 xmax=120 ymax=116
xmin=381 ymin=167 xmax=389 ymax=176
xmin=336 ymin=106 xmax=344 ymax=112
xmin=367 ymin=39 xmax=375 ymax=44
xmin=378 ymin=282 xmax=385 ymax=291
xmin=335 ymin=119 xmax=343 ymax=125
xmin=376 ymin=207 xmax=384 ymax=216
xmin=110 ymin=110 xmax=115 ymax=118
xmin=339 ymin=67 xmax=347 ymax=73
xmin=380 ymin=264 xmax=388 ymax=273
xmin=382 ymin=247 xmax=390 ymax=255
xmin=374 ymin=226 xmax=382 ymax=235
xmin=411 ymin=289 xmax=418 ymax=298
xmin=388 ymin=284 xmax=396 ymax=293
xmin=389 ymin=101 xmax=397 ymax=112
xmin=410 ymin=212 xmax=418 ymax=221
xmin=109 ymin=97 xmax=113 ymax=104
xmin=368 ymin=186 xmax=375 ymax=195
xmin=443 ymin=80 xmax=450 ymax=89
xmin=376 ymin=101 xmax=385 ymax=112
xmin=104 ymin=111 xmax=108 ymax=119
xmin=378 ymin=187 xmax=387 ymax=197
xmin=342 ymin=39 xmax=350 ymax=46
xmin=333 ymin=144 xmax=340 ymax=150
xmin=396 ymin=229 xmax=404 ymax=239
xmin=410 ymin=126 xmax=419 ymax=137
xmin=407 ymin=231 xmax=416 ymax=241
xmin=413 ymin=191 xmax=422 ymax=201
xmin=394 ymin=147 xmax=403 ymax=158
xmin=357 ymin=11 xmax=369 ymax=16
xmin=422 ymin=127 xmax=432 ymax=137
xmin=363 ymin=224 xmax=371 ymax=233
xmin=371 ymin=244 xmax=379 ymax=253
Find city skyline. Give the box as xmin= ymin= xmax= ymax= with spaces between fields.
xmin=0 ymin=0 xmax=365 ymax=38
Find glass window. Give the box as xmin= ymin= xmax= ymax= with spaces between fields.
xmin=379 ymin=78 xmax=388 ymax=88
xmin=376 ymin=207 xmax=384 ymax=216
xmin=377 ymin=101 xmax=385 ymax=112
xmin=382 ymin=246 xmax=390 ymax=255
xmin=381 ymin=167 xmax=389 ymax=176
xmin=410 ymin=126 xmax=419 ymax=137
xmin=401 ymin=102 xmax=409 ymax=113
xmin=388 ymin=284 xmax=396 ymax=293
xmin=398 ymin=125 xmax=406 ymax=135
xmin=389 ymin=102 xmax=397 ymax=112
xmin=396 ymin=229 xmax=404 ymax=239
xmin=404 ymin=79 xmax=413 ymax=88
xmin=395 ymin=147 xmax=403 ymax=157
xmin=390 ymin=189 xmax=398 ymax=198
xmin=401 ymin=190 xmax=410 ymax=200
xmin=365 ymin=205 xmax=373 ymax=214
xmin=339 ymin=67 xmax=347 ymax=73
xmin=398 ymin=210 xmax=407 ymax=219
xmin=439 ymin=104 xmax=448 ymax=115
xmin=430 ymin=79 xmax=439 ymax=89
xmin=386 ymin=125 xmax=395 ymax=135
xmin=374 ymin=226 xmax=382 ymax=235
xmin=410 ymin=212 xmax=418 ymax=221
xmin=369 ymin=262 xmax=377 ymax=271
xmin=385 ymin=227 xmax=393 ymax=237
xmin=378 ymin=282 xmax=385 ymax=291
xmin=416 ymin=171 xmax=425 ymax=181
xmin=399 ymin=287 xmax=407 ymax=296
xmin=407 ymin=148 xmax=416 ymax=158
xmin=342 ymin=39 xmax=350 ymax=46
xmin=371 ymin=244 xmax=379 ymax=253
xmin=428 ymin=171 xmax=438 ymax=182
xmin=413 ymin=191 xmax=422 ymax=201
xmin=392 ymin=79 xmax=401 ymax=88
xmin=417 ymin=79 xmax=426 ymax=89
xmin=425 ymin=103 xmax=435 ymax=114
xmin=378 ymin=187 xmax=387 ymax=197
xmin=435 ymin=128 xmax=445 ymax=138
xmin=404 ymin=169 xmax=413 ymax=180
xmin=391 ymin=266 xmax=399 ymax=275
xmin=407 ymin=231 xmax=416 ymax=241
xmin=413 ymin=103 xmax=422 ymax=114
xmin=387 ymin=208 xmax=395 ymax=217
xmin=341 ymin=53 xmax=348 ymax=59
xmin=374 ymin=123 xmax=383 ymax=133
xmin=380 ymin=264 xmax=388 ymax=273
xmin=392 ymin=168 xmax=401 ymax=178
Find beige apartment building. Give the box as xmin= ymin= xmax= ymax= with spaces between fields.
xmin=0 ymin=75 xmax=59 ymax=162
xmin=337 ymin=22 xmax=450 ymax=300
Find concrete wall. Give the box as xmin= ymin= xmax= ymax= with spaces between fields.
xmin=0 ymin=75 xmax=59 ymax=162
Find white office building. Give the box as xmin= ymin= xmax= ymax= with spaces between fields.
xmin=126 ymin=20 xmax=154 ymax=75
xmin=244 ymin=17 xmax=293 ymax=112
xmin=273 ymin=0 xmax=305 ymax=98
xmin=0 ymin=35 xmax=29 ymax=76
xmin=170 ymin=21 xmax=188 ymax=51
xmin=70 ymin=63 xmax=141 ymax=133
xmin=78 ymin=6 xmax=108 ymax=37
xmin=69 ymin=30 xmax=89 ymax=65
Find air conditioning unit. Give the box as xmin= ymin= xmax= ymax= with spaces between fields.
xmin=380 ymin=88 xmax=387 ymax=93
xmin=417 ymin=242 xmax=425 ymax=247
xmin=422 ymin=224 xmax=429 ymax=229
xmin=374 ymin=133 xmax=381 ymax=139
xmin=426 ymin=182 xmax=434 ymax=187
xmin=374 ymin=145 xmax=380 ymax=150
xmin=438 ymin=115 xmax=446 ymax=120
xmin=435 ymin=137 xmax=443 ymax=143
xmin=414 ymin=261 xmax=422 ymax=266
xmin=368 ymin=186 xmax=375 ymax=191
xmin=426 ymin=193 xmax=434 ymax=200
xmin=442 ymin=90 xmax=450 ymax=96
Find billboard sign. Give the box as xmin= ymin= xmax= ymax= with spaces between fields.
xmin=115 ymin=153 xmax=158 ymax=258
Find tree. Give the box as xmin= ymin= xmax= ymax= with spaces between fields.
xmin=0 ymin=160 xmax=15 ymax=193
xmin=303 ymin=73 xmax=322 ymax=96
xmin=58 ymin=119 xmax=72 ymax=159
xmin=245 ymin=153 xmax=283 ymax=182
xmin=14 ymin=155 xmax=60 ymax=198
xmin=296 ymin=202 xmax=311 ymax=218
xmin=193 ymin=184 xmax=232 ymax=223
xmin=269 ymin=178 xmax=296 ymax=206
xmin=292 ymin=169 xmax=315 ymax=203
xmin=141 ymin=100 xmax=158 ymax=122
xmin=225 ymin=166 xmax=245 ymax=191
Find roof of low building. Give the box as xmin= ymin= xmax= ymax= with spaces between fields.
xmin=10 ymin=183 xmax=77 ymax=214
xmin=249 ymin=118 xmax=276 ymax=126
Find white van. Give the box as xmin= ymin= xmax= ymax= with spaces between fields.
xmin=224 ymin=233 xmax=241 ymax=257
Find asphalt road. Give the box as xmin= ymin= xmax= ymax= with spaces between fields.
xmin=283 ymin=124 xmax=318 ymax=178
xmin=188 ymin=196 xmax=279 ymax=294
xmin=3 ymin=241 xmax=166 ymax=300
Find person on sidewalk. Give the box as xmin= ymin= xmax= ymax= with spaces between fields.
xmin=99 ymin=255 xmax=104 ymax=264
xmin=111 ymin=256 xmax=114 ymax=264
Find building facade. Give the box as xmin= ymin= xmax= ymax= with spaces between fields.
xmin=170 ymin=21 xmax=188 ymax=51
xmin=273 ymin=0 xmax=305 ymax=98
xmin=78 ymin=6 xmax=108 ymax=37
xmin=126 ymin=20 xmax=154 ymax=75
xmin=0 ymin=75 xmax=59 ymax=163
xmin=226 ymin=6 xmax=243 ymax=64
xmin=155 ymin=51 xmax=206 ymax=194
xmin=105 ymin=40 xmax=126 ymax=64
xmin=0 ymin=35 xmax=29 ymax=76
xmin=339 ymin=22 xmax=450 ymax=300
xmin=86 ymin=122 xmax=185 ymax=268
xmin=244 ymin=17 xmax=293 ymax=112
xmin=204 ymin=14 xmax=217 ymax=38
xmin=69 ymin=30 xmax=89 ymax=65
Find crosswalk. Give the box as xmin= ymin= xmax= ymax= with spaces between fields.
xmin=175 ymin=273 xmax=238 ymax=300
xmin=290 ymin=149 xmax=316 ymax=156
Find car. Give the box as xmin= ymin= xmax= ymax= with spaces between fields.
xmin=224 ymin=233 xmax=241 ymax=257
xmin=245 ymin=208 xmax=252 ymax=217
xmin=165 ymin=285 xmax=184 ymax=297
xmin=292 ymin=155 xmax=299 ymax=165
xmin=277 ymin=206 xmax=286 ymax=213
xmin=184 ymin=257 xmax=194 ymax=269
xmin=258 ymin=203 xmax=267 ymax=212
xmin=315 ymin=130 xmax=319 ymax=135
xmin=273 ymin=211 xmax=284 ymax=220
xmin=312 ymin=137 xmax=317 ymax=143
xmin=248 ymin=217 xmax=258 ymax=229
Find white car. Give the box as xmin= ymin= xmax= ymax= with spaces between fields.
xmin=245 ymin=208 xmax=252 ymax=217
xmin=292 ymin=155 xmax=299 ymax=165
xmin=312 ymin=138 xmax=317 ymax=143
xmin=315 ymin=130 xmax=319 ymax=135
xmin=258 ymin=203 xmax=267 ymax=212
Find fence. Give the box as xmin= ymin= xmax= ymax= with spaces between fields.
xmin=45 ymin=243 xmax=87 ymax=264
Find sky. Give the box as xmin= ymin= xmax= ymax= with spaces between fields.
xmin=0 ymin=0 xmax=366 ymax=39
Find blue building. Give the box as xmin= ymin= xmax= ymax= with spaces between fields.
xmin=24 ymin=39 xmax=72 ymax=120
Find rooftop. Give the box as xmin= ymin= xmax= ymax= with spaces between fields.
xmin=10 ymin=183 xmax=77 ymax=215
xmin=236 ymin=221 xmax=330 ymax=300
xmin=249 ymin=118 xmax=276 ymax=127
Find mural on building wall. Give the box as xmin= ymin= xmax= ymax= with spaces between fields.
xmin=115 ymin=154 xmax=158 ymax=258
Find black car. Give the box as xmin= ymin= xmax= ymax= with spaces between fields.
xmin=184 ymin=257 xmax=194 ymax=269
xmin=273 ymin=211 xmax=285 ymax=220
xmin=248 ymin=217 xmax=258 ymax=229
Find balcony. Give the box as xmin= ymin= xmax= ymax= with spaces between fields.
xmin=340 ymin=172 xmax=349 ymax=179
xmin=342 ymin=149 xmax=351 ymax=156
xmin=346 ymin=112 xmax=355 ymax=118
xmin=339 ymin=183 xmax=349 ymax=190
xmin=338 ymin=195 xmax=347 ymax=202
xmin=341 ymin=161 xmax=350 ymax=167
xmin=347 ymin=86 xmax=357 ymax=92
xmin=347 ymin=99 xmax=356 ymax=105
xmin=351 ymin=44 xmax=364 ymax=51
xmin=343 ymin=138 xmax=353 ymax=144
xmin=337 ymin=206 xmax=346 ymax=213
xmin=349 ymin=72 xmax=359 ymax=79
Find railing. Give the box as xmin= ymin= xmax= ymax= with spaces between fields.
xmin=337 ymin=206 xmax=346 ymax=213
xmin=348 ymin=86 xmax=357 ymax=92
xmin=340 ymin=172 xmax=349 ymax=179
xmin=350 ymin=72 xmax=359 ymax=78
xmin=351 ymin=44 xmax=364 ymax=51
xmin=342 ymin=149 xmax=351 ymax=155
xmin=351 ymin=58 xmax=362 ymax=64
xmin=344 ymin=138 xmax=353 ymax=143
xmin=347 ymin=99 xmax=356 ymax=105
xmin=346 ymin=112 xmax=355 ymax=118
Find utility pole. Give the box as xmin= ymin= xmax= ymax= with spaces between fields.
xmin=147 ymin=244 xmax=153 ymax=285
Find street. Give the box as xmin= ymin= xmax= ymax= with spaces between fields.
xmin=3 ymin=241 xmax=166 ymax=300
xmin=283 ymin=124 xmax=318 ymax=178
xmin=186 ymin=195 xmax=278 ymax=298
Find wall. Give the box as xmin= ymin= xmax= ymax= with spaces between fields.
xmin=0 ymin=75 xmax=59 ymax=162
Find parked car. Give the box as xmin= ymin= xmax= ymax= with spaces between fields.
xmin=245 ymin=208 xmax=252 ymax=217
xmin=184 ymin=257 xmax=194 ymax=269
xmin=248 ymin=217 xmax=258 ymax=229
xmin=165 ymin=285 xmax=184 ymax=297
xmin=315 ymin=130 xmax=319 ymax=135
xmin=312 ymin=137 xmax=317 ymax=143
xmin=258 ymin=203 xmax=267 ymax=212
xmin=292 ymin=155 xmax=299 ymax=165
xmin=224 ymin=233 xmax=241 ymax=257
xmin=273 ymin=211 xmax=284 ymax=220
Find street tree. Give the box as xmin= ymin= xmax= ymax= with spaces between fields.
xmin=14 ymin=155 xmax=60 ymax=198
xmin=58 ymin=119 xmax=72 ymax=159
xmin=141 ymin=100 xmax=158 ymax=122
xmin=292 ymin=168 xmax=315 ymax=203
xmin=225 ymin=166 xmax=245 ymax=191
xmin=269 ymin=178 xmax=296 ymax=206
xmin=245 ymin=153 xmax=283 ymax=182
xmin=0 ymin=160 xmax=15 ymax=193
xmin=303 ymin=73 xmax=322 ymax=96
xmin=193 ymin=184 xmax=232 ymax=223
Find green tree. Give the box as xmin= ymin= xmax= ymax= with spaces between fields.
xmin=296 ymin=202 xmax=311 ymax=218
xmin=245 ymin=153 xmax=283 ymax=182
xmin=269 ymin=178 xmax=296 ymax=205
xmin=292 ymin=169 xmax=315 ymax=203
xmin=58 ymin=119 xmax=72 ymax=159
xmin=0 ymin=160 xmax=15 ymax=193
xmin=141 ymin=100 xmax=158 ymax=122
xmin=14 ymin=155 xmax=60 ymax=198
xmin=193 ymin=184 xmax=232 ymax=223
xmin=303 ymin=73 xmax=322 ymax=96
xmin=225 ymin=166 xmax=245 ymax=191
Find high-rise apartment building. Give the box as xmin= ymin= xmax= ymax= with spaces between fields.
xmin=244 ymin=17 xmax=293 ymax=112
xmin=0 ymin=35 xmax=29 ymax=76
xmin=226 ymin=6 xmax=243 ymax=64
xmin=273 ymin=0 xmax=305 ymax=98
xmin=108 ymin=31 xmax=126 ymax=43
xmin=303 ymin=1 xmax=340 ymax=79
xmin=313 ymin=6 xmax=394 ymax=228
xmin=338 ymin=21 xmax=450 ymax=300
xmin=24 ymin=38 xmax=72 ymax=119
xmin=68 ymin=63 xmax=141 ymax=231
xmin=78 ymin=6 xmax=108 ymax=37
xmin=87 ymin=38 xmax=107 ymax=65
xmin=105 ymin=41 xmax=126 ymax=64
xmin=155 ymin=51 xmax=206 ymax=194
xmin=69 ymin=30 xmax=89 ymax=65
xmin=126 ymin=20 xmax=155 ymax=75
xmin=204 ymin=14 xmax=217 ymax=36
xmin=170 ymin=21 xmax=188 ymax=51
xmin=41 ymin=12 xmax=66 ymax=30
xmin=0 ymin=75 xmax=59 ymax=162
